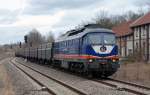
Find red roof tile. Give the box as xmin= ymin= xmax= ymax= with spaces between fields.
xmin=130 ymin=12 xmax=150 ymax=27
xmin=112 ymin=20 xmax=134 ymax=37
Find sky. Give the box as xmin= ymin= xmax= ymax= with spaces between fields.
xmin=0 ymin=0 xmax=149 ymax=45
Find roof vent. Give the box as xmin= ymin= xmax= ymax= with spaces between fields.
xmin=68 ymin=28 xmax=85 ymax=36
xmin=84 ymin=24 xmax=101 ymax=28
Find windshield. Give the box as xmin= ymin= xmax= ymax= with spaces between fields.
xmin=86 ymin=32 xmax=115 ymax=44
xmin=103 ymin=34 xmax=116 ymax=44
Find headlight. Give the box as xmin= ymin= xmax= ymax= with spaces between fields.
xmin=89 ymin=59 xmax=93 ymax=62
xmin=112 ymin=59 xmax=116 ymax=62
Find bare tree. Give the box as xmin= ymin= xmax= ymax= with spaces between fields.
xmin=80 ymin=9 xmax=146 ymax=29
xmin=46 ymin=31 xmax=55 ymax=43
xmin=92 ymin=10 xmax=114 ymax=29
xmin=26 ymin=29 xmax=45 ymax=47
xmin=124 ymin=11 xmax=144 ymax=21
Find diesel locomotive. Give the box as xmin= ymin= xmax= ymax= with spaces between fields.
xmin=16 ymin=24 xmax=120 ymax=77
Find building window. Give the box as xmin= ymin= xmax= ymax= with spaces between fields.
xmin=128 ymin=35 xmax=131 ymax=40
xmin=128 ymin=49 xmax=132 ymax=55
xmin=143 ymin=42 xmax=146 ymax=54
xmin=136 ymin=28 xmax=138 ymax=37
xmin=142 ymin=26 xmax=146 ymax=36
xmin=136 ymin=42 xmax=138 ymax=50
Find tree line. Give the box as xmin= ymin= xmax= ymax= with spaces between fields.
xmin=16 ymin=9 xmax=149 ymax=49
xmin=77 ymin=10 xmax=147 ymax=29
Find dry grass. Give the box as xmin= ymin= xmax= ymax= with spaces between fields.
xmin=112 ymin=62 xmax=150 ymax=87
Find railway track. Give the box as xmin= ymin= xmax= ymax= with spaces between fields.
xmin=10 ymin=60 xmax=56 ymax=95
xmin=94 ymin=79 xmax=150 ymax=95
xmin=109 ymin=78 xmax=150 ymax=91
xmin=11 ymin=59 xmax=88 ymax=95
xmin=15 ymin=58 xmax=150 ymax=95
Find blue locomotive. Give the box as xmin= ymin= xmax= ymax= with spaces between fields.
xmin=16 ymin=24 xmax=120 ymax=77
xmin=53 ymin=24 xmax=119 ymax=77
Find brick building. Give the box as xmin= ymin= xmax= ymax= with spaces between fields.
xmin=112 ymin=20 xmax=134 ymax=57
xmin=130 ymin=12 xmax=150 ymax=61
xmin=112 ymin=12 xmax=150 ymax=61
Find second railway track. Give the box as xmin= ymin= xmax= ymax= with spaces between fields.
xmin=11 ymin=58 xmax=88 ymax=95
xmin=10 ymin=60 xmax=56 ymax=95
xmin=94 ymin=79 xmax=150 ymax=95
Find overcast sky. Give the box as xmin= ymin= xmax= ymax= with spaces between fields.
xmin=0 ymin=0 xmax=149 ymax=44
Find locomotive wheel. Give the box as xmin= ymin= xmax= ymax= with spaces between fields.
xmin=83 ymin=70 xmax=93 ymax=78
xmin=101 ymin=75 xmax=108 ymax=79
xmin=92 ymin=71 xmax=102 ymax=78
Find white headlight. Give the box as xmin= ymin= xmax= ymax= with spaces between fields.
xmin=112 ymin=59 xmax=116 ymax=62
xmin=89 ymin=59 xmax=93 ymax=62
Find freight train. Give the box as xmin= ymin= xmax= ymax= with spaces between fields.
xmin=15 ymin=24 xmax=120 ymax=77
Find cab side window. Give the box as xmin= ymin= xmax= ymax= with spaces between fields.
xmin=83 ymin=36 xmax=88 ymax=45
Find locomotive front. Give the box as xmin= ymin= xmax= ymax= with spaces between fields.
xmin=82 ymin=29 xmax=119 ymax=77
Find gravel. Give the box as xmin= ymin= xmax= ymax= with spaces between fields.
xmin=17 ymin=58 xmax=134 ymax=95
xmin=14 ymin=61 xmax=79 ymax=95
xmin=5 ymin=58 xmax=50 ymax=95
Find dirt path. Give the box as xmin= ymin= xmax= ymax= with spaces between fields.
xmin=0 ymin=59 xmax=15 ymax=95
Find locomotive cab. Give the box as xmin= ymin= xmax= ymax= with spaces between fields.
xmin=82 ymin=30 xmax=119 ymax=77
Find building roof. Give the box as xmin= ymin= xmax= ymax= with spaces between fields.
xmin=130 ymin=12 xmax=150 ymax=27
xmin=112 ymin=20 xmax=134 ymax=37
